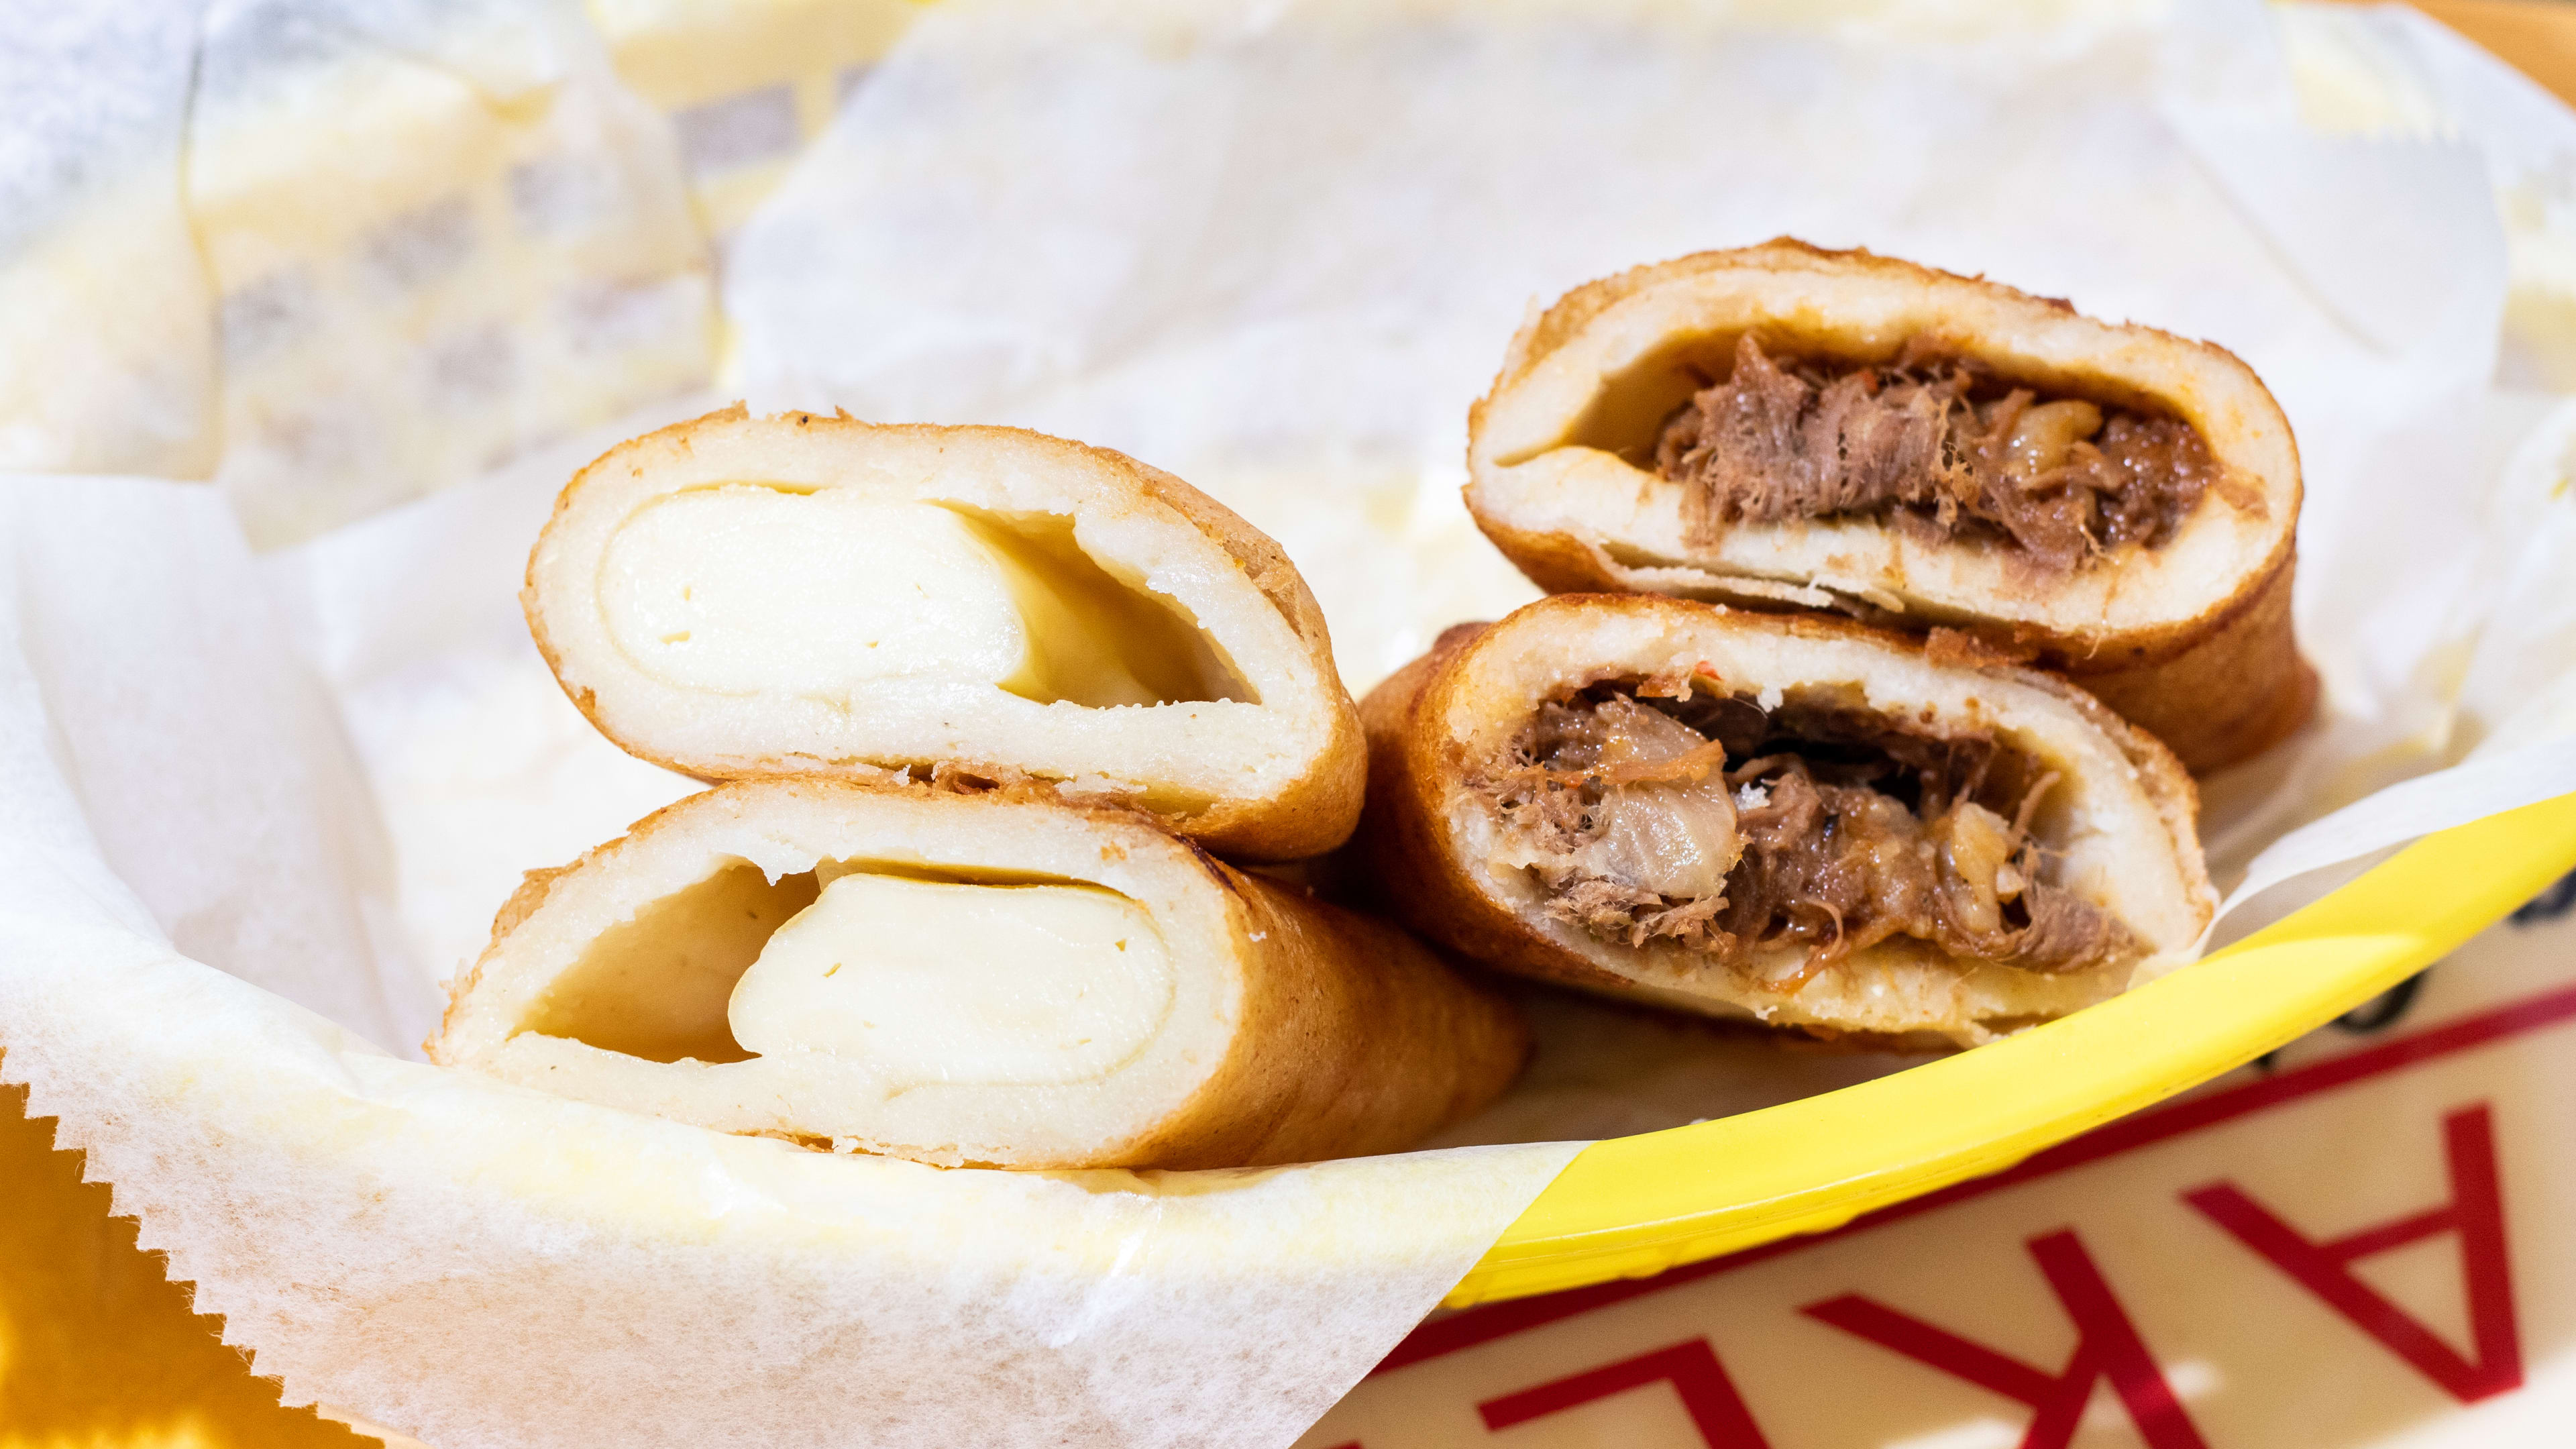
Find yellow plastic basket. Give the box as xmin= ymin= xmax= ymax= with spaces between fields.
xmin=1452 ymin=789 xmax=2576 ymax=1307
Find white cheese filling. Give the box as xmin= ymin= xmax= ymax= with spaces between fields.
xmin=597 ymin=485 xmax=1165 ymax=706
xmin=726 ymin=872 xmax=1178 ymax=1087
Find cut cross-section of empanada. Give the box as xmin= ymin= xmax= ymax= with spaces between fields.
xmin=431 ymin=780 xmax=1527 ymax=1170
xmin=1465 ymin=240 xmax=2312 ymax=773
xmin=526 ymin=407 xmax=1364 ymax=860
xmin=1357 ymin=594 xmax=2216 ymax=1049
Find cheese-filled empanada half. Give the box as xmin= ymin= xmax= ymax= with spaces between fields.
xmin=431 ymin=780 xmax=1526 ymax=1169
xmin=1358 ymin=594 xmax=2214 ymax=1048
xmin=1465 ymin=240 xmax=2312 ymax=773
xmin=527 ymin=407 xmax=1364 ymax=861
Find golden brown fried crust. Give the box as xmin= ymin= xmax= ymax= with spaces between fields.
xmin=523 ymin=407 xmax=1364 ymax=861
xmin=1109 ymin=453 xmax=1369 ymax=861
xmin=433 ymin=777 xmax=1525 ymax=1169
xmin=2061 ymin=554 xmax=2316 ymax=772
xmin=1464 ymin=506 xmax=2307 ymax=769
xmin=1464 ymin=239 xmax=2311 ymax=774
xmin=1356 ymin=615 xmax=1637 ymax=996
xmin=1354 ymin=594 xmax=2209 ymax=1024
xmin=1483 ymin=240 xmax=2093 ymax=401
xmin=1122 ymin=858 xmax=1532 ymax=1168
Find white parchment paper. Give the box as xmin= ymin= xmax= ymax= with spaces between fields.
xmin=0 ymin=473 xmax=1585 ymax=1446
xmin=3 ymin=2 xmax=2576 ymax=1446
xmin=727 ymin=0 xmax=2576 ymax=914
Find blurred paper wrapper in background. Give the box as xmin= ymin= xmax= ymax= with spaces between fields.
xmin=3 ymin=0 xmax=720 ymax=543
xmin=3 ymin=1 xmax=2576 ymax=1447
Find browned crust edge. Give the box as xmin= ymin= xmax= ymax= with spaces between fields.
xmin=522 ymin=405 xmax=1366 ymax=861
xmin=2060 ymin=554 xmax=2318 ymax=773
xmin=1130 ymin=853 xmax=1532 ymax=1169
xmin=431 ymin=778 xmax=1526 ymax=1169
xmin=1353 ymin=593 xmax=2212 ymax=1017
xmin=1464 ymin=239 xmax=2312 ymax=773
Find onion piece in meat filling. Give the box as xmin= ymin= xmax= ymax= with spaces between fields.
xmin=1653 ymin=334 xmax=2239 ymax=574
xmin=1463 ymin=239 xmax=2314 ymax=774
xmin=432 ymin=779 xmax=1528 ymax=1169
xmin=1357 ymin=594 xmax=2214 ymax=1048
xmin=1479 ymin=682 xmax=2140 ymax=987
xmin=522 ymin=407 xmax=1366 ymax=861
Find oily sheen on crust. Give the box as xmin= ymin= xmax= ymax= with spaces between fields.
xmin=432 ymin=779 xmax=1528 ymax=1170
xmin=1464 ymin=239 xmax=2312 ymax=773
xmin=1356 ymin=594 xmax=2216 ymax=1048
xmin=525 ymin=407 xmax=1366 ymax=861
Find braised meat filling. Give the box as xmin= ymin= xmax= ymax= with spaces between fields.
xmin=1654 ymin=334 xmax=2241 ymax=572
xmin=1476 ymin=681 xmax=2139 ymax=985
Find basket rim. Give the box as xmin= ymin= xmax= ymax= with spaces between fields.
xmin=1450 ymin=788 xmax=2576 ymax=1307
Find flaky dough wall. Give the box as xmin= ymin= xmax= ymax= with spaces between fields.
xmin=434 ymin=779 xmax=1527 ymax=1169
xmin=1354 ymin=596 xmax=2215 ymax=1046
xmin=1463 ymin=239 xmax=2314 ymax=773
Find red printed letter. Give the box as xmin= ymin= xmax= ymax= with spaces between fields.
xmin=1803 ymin=1230 xmax=2209 ymax=1449
xmin=1477 ymin=1338 xmax=1772 ymax=1447
xmin=2184 ymin=1102 xmax=2520 ymax=1403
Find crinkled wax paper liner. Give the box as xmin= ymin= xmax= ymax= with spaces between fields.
xmin=7 ymin=0 xmax=2576 ymax=1446
xmin=0 ymin=476 xmax=1582 ymax=1449
xmin=0 ymin=0 xmax=714 ymax=545
xmin=724 ymin=0 xmax=2524 ymax=725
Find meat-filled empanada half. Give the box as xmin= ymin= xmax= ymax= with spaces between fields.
xmin=1464 ymin=240 xmax=2311 ymax=773
xmin=431 ymin=780 xmax=1527 ymax=1170
xmin=1358 ymin=594 xmax=2215 ymax=1048
xmin=526 ymin=407 xmax=1364 ymax=861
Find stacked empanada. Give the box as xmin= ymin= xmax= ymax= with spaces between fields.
xmin=431 ymin=409 xmax=1526 ymax=1169
xmin=1358 ymin=598 xmax=2214 ymax=1046
xmin=437 ymin=241 xmax=2308 ymax=1146
xmin=1355 ymin=242 xmax=2287 ymax=1044
xmin=1460 ymin=240 xmax=2310 ymax=771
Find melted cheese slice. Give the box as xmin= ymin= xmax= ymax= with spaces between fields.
xmin=597 ymin=485 xmax=1161 ymax=706
xmin=727 ymin=873 xmax=1178 ymax=1087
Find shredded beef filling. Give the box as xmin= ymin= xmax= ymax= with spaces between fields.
xmin=1654 ymin=334 xmax=2236 ymax=572
xmin=1477 ymin=682 xmax=2139 ymax=984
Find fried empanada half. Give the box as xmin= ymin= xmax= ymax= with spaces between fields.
xmin=1464 ymin=239 xmax=2312 ymax=773
xmin=526 ymin=407 xmax=1364 ymax=861
xmin=1357 ymin=594 xmax=2215 ymax=1049
xmin=431 ymin=780 xmax=1526 ymax=1170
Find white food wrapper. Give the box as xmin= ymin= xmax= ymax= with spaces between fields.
xmin=0 ymin=0 xmax=213 ymax=478
xmin=0 ymin=472 xmax=1583 ymax=1449
xmin=3 ymin=1 xmax=2575 ymax=1447
xmin=1 ymin=0 xmax=716 ymax=545
xmin=726 ymin=0 xmax=2576 ymax=923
